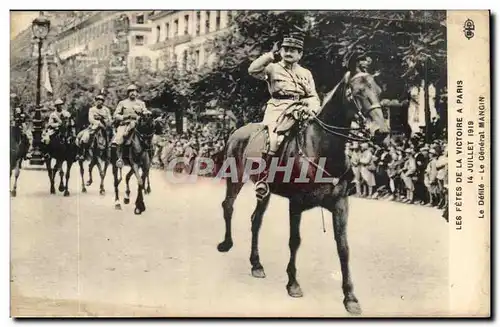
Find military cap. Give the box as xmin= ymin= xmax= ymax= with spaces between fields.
xmin=282 ymin=26 xmax=306 ymax=50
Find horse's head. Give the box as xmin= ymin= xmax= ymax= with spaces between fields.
xmin=344 ymin=71 xmax=390 ymax=144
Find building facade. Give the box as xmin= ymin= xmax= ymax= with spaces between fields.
xmin=148 ymin=10 xmax=235 ymax=71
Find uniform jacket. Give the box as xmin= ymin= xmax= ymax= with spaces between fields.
xmin=89 ymin=105 xmax=112 ymax=129
xmin=113 ymin=99 xmax=149 ymax=123
xmin=248 ymin=52 xmax=320 ymax=111
xmin=48 ymin=110 xmax=71 ymax=129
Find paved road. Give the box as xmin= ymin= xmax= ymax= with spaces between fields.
xmin=11 ymin=165 xmax=449 ymax=317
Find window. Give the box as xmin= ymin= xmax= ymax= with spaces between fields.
xmin=173 ymin=53 xmax=178 ymax=66
xmin=135 ymin=35 xmax=145 ymax=46
xmin=194 ymin=49 xmax=200 ymax=67
xmin=174 ymin=19 xmax=179 ymax=36
xmin=216 ymin=11 xmax=221 ymax=30
xmin=184 ymin=15 xmax=189 ymax=35
xmin=196 ymin=11 xmax=201 ymax=36
xmin=156 ymin=25 xmax=161 ymax=43
xmin=205 ymin=11 xmax=211 ymax=33
xmin=227 ymin=11 xmax=233 ymax=25
xmin=136 ymin=14 xmax=144 ymax=24
xmin=165 ymin=23 xmax=170 ymax=40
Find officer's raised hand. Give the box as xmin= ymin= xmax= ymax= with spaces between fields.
xmin=271 ymin=41 xmax=282 ymax=62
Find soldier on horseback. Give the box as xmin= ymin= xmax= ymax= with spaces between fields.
xmin=77 ymin=94 xmax=112 ymax=160
xmin=111 ymin=84 xmax=151 ymax=168
xmin=247 ymin=27 xmax=320 ymax=198
xmin=42 ymin=98 xmax=71 ymax=145
xmin=10 ymin=94 xmax=33 ymax=159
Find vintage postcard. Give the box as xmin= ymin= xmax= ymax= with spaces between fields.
xmin=9 ymin=10 xmax=490 ymax=317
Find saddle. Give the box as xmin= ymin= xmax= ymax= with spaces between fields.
xmin=244 ymin=105 xmax=309 ymax=160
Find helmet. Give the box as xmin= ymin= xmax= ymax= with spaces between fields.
xmin=95 ymin=94 xmax=105 ymax=101
xmin=54 ymin=99 xmax=64 ymax=105
xmin=127 ymin=84 xmax=138 ymax=92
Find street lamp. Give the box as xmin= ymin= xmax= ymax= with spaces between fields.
xmin=29 ymin=12 xmax=51 ymax=165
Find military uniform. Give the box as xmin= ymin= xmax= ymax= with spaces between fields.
xmin=112 ymin=93 xmax=150 ymax=146
xmin=111 ymin=85 xmax=151 ymax=167
xmin=248 ymin=52 xmax=320 ymax=152
xmin=81 ymin=105 xmax=112 ymax=143
xmin=42 ymin=99 xmax=70 ymax=144
xmin=248 ymin=28 xmax=320 ymax=200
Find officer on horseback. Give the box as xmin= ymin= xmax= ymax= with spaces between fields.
xmin=77 ymin=94 xmax=112 ymax=160
xmin=111 ymin=84 xmax=151 ymax=168
xmin=248 ymin=27 xmax=320 ymax=198
xmin=42 ymin=98 xmax=71 ymax=144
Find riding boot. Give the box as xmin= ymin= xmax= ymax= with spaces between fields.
xmin=255 ymin=152 xmax=273 ymax=201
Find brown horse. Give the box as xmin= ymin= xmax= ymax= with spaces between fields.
xmin=42 ymin=117 xmax=78 ymax=196
xmin=77 ymin=127 xmax=111 ymax=195
xmin=217 ymin=70 xmax=389 ymax=315
xmin=111 ymin=113 xmax=154 ymax=214
xmin=10 ymin=121 xmax=29 ymax=197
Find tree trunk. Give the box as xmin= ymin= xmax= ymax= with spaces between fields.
xmin=423 ymin=63 xmax=431 ymax=143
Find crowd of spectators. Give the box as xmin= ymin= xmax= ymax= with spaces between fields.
xmin=345 ymin=127 xmax=448 ymax=219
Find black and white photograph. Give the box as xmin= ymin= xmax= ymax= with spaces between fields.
xmin=9 ymin=9 xmax=490 ymax=317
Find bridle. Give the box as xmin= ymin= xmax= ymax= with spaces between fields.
xmin=312 ymin=71 xmax=382 ymax=142
xmin=295 ymin=71 xmax=383 ymax=182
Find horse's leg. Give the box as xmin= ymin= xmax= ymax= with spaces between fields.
xmin=330 ymin=195 xmax=361 ymax=315
xmin=98 ymin=158 xmax=108 ymax=195
xmin=86 ymin=160 xmax=95 ymax=186
xmin=63 ymin=160 xmax=72 ymax=196
xmin=145 ymin=174 xmax=151 ymax=194
xmin=79 ymin=159 xmax=87 ymax=193
xmin=217 ymin=178 xmax=244 ymax=252
xmin=11 ymin=159 xmax=22 ymax=197
xmin=131 ymin=162 xmax=145 ymax=214
xmin=46 ymin=158 xmax=56 ymax=194
xmin=249 ymin=194 xmax=270 ymax=278
xmin=113 ymin=165 xmax=122 ymax=210
xmin=285 ymin=201 xmax=304 ymax=297
xmin=58 ymin=160 xmax=65 ymax=192
xmin=124 ymin=168 xmax=134 ymax=204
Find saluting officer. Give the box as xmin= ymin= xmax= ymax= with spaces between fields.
xmin=248 ymin=27 xmax=321 ymax=198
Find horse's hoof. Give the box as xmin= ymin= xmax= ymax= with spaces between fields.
xmin=58 ymin=185 xmax=65 ymax=192
xmin=251 ymin=267 xmax=266 ymax=278
xmin=115 ymin=203 xmax=122 ymax=210
xmin=344 ymin=299 xmax=362 ymax=315
xmin=10 ymin=190 xmax=16 ymax=197
xmin=82 ymin=188 xmax=87 ymax=193
xmin=145 ymin=188 xmax=151 ymax=194
xmin=50 ymin=189 xmax=56 ymax=194
xmin=134 ymin=207 xmax=143 ymax=215
xmin=64 ymin=191 xmax=70 ymax=197
xmin=99 ymin=189 xmax=105 ymax=195
xmin=217 ymin=240 xmax=233 ymax=252
xmin=123 ymin=198 xmax=130 ymax=204
xmin=86 ymin=181 xmax=92 ymax=186
xmin=286 ymin=283 xmax=303 ymax=298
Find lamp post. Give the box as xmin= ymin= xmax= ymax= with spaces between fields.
xmin=29 ymin=12 xmax=51 ymax=165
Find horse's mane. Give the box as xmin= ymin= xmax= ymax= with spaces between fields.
xmin=318 ymin=72 xmax=351 ymax=117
